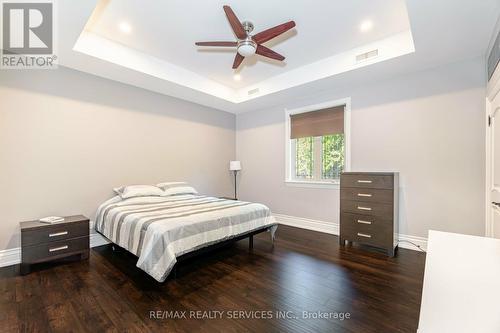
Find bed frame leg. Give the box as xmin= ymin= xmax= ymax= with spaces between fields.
xmin=249 ymin=235 xmax=254 ymax=250
xmin=269 ymin=227 xmax=275 ymax=247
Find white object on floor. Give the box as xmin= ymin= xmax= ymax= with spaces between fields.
xmin=418 ymin=230 xmax=500 ymax=333
xmin=39 ymin=216 xmax=65 ymax=224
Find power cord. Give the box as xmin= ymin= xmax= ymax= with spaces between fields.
xmin=398 ymin=240 xmax=426 ymax=253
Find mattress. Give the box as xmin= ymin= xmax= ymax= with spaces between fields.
xmin=95 ymin=194 xmax=277 ymax=282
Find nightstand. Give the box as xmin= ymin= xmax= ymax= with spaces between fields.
xmin=20 ymin=215 xmax=90 ymax=274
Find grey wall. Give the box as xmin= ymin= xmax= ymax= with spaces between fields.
xmin=0 ymin=67 xmax=235 ymax=250
xmin=236 ymin=57 xmax=486 ymax=239
xmin=0 ymin=57 xmax=487 ymax=250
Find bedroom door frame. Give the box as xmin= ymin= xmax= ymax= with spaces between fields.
xmin=485 ymin=65 xmax=500 ymax=237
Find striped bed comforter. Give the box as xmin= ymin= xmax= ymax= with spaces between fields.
xmin=95 ymin=194 xmax=277 ymax=282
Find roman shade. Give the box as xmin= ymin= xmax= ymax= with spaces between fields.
xmin=290 ymin=105 xmax=345 ymax=139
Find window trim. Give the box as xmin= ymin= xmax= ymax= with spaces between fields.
xmin=285 ymin=98 xmax=351 ymax=189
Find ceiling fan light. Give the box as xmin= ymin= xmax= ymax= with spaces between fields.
xmin=237 ymin=44 xmax=256 ymax=57
xmin=237 ymin=42 xmax=256 ymax=57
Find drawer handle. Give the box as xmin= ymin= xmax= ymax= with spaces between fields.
xmin=357 ymin=180 xmax=372 ymax=184
xmin=357 ymin=193 xmax=372 ymax=197
xmin=49 ymin=245 xmax=68 ymax=252
xmin=49 ymin=231 xmax=68 ymax=237
xmin=357 ymin=220 xmax=372 ymax=225
xmin=357 ymin=233 xmax=372 ymax=238
xmin=357 ymin=206 xmax=372 ymax=211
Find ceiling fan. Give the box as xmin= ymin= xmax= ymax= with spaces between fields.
xmin=195 ymin=5 xmax=296 ymax=70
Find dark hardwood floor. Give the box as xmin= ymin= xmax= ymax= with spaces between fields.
xmin=0 ymin=225 xmax=425 ymax=333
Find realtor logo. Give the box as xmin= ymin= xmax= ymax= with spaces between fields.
xmin=1 ymin=0 xmax=57 ymax=69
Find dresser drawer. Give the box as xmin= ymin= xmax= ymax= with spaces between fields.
xmin=340 ymin=174 xmax=394 ymax=189
xmin=22 ymin=237 xmax=89 ymax=263
xmin=341 ymin=212 xmax=393 ymax=230
xmin=340 ymin=200 xmax=393 ymax=218
xmin=340 ymin=188 xmax=393 ymax=204
xmin=340 ymin=226 xmax=392 ymax=248
xmin=21 ymin=220 xmax=89 ymax=246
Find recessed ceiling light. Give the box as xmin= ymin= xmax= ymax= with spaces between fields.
xmin=118 ymin=22 xmax=132 ymax=34
xmin=233 ymin=74 xmax=241 ymax=81
xmin=360 ymin=20 xmax=373 ymax=32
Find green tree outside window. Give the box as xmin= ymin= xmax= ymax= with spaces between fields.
xmin=322 ymin=134 xmax=344 ymax=179
xmin=295 ymin=137 xmax=313 ymax=178
xmin=293 ymin=134 xmax=344 ymax=180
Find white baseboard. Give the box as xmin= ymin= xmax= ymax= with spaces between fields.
xmin=0 ymin=231 xmax=110 ymax=268
xmin=273 ymin=213 xmax=427 ymax=252
xmin=0 ymin=247 xmax=21 ymax=268
xmin=90 ymin=232 xmax=111 ymax=247
xmin=273 ymin=213 xmax=339 ymax=235
xmin=397 ymin=234 xmax=427 ymax=252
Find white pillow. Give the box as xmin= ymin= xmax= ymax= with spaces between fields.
xmin=156 ymin=181 xmax=187 ymax=190
xmin=161 ymin=185 xmax=198 ymax=197
xmin=114 ymin=185 xmax=164 ymax=199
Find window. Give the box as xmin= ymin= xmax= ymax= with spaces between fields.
xmin=286 ymin=99 xmax=350 ymax=187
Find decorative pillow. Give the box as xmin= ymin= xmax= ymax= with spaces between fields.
xmin=114 ymin=185 xmax=164 ymax=199
xmin=156 ymin=181 xmax=187 ymax=190
xmin=160 ymin=185 xmax=198 ymax=197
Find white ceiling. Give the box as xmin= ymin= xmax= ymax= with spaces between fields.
xmin=85 ymin=0 xmax=411 ymax=89
xmin=58 ymin=0 xmax=500 ymax=114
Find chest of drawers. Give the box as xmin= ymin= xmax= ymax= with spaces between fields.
xmin=339 ymin=172 xmax=399 ymax=256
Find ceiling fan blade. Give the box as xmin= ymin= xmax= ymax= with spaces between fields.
xmin=232 ymin=53 xmax=244 ymax=69
xmin=195 ymin=41 xmax=237 ymax=47
xmin=255 ymin=45 xmax=285 ymax=61
xmin=223 ymin=5 xmax=247 ymax=40
xmin=253 ymin=21 xmax=296 ymax=44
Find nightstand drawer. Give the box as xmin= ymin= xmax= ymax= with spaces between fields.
xmin=340 ymin=200 xmax=393 ymax=219
xmin=22 ymin=237 xmax=89 ymax=263
xmin=340 ymin=188 xmax=393 ymax=204
xmin=21 ymin=220 xmax=89 ymax=246
xmin=340 ymin=174 xmax=393 ymax=189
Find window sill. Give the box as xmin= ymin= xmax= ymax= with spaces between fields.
xmin=284 ymin=180 xmax=340 ymax=189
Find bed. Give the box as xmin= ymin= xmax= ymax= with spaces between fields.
xmin=95 ymin=193 xmax=277 ymax=282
